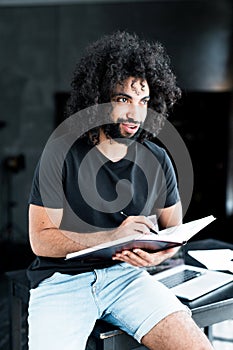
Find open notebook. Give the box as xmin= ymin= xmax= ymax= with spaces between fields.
xmin=151 ymin=263 xmax=233 ymax=301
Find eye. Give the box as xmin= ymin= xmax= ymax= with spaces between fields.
xmin=141 ymin=99 xmax=150 ymax=105
xmin=117 ymin=97 xmax=128 ymax=103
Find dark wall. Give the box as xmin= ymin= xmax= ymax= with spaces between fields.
xmin=0 ymin=0 xmax=232 ymax=244
xmin=171 ymin=91 xmax=232 ymax=241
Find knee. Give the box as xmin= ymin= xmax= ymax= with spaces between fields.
xmin=141 ymin=311 xmax=214 ymax=350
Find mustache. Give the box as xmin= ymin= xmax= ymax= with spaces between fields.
xmin=116 ymin=117 xmax=142 ymax=125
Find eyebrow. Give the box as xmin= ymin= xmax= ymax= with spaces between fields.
xmin=111 ymin=93 xmax=150 ymax=101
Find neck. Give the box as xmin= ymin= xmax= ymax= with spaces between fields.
xmin=96 ymin=129 xmax=128 ymax=162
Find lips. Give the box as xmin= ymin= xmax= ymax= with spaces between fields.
xmin=121 ymin=123 xmax=140 ymax=134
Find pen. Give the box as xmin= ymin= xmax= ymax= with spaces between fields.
xmin=120 ymin=211 xmax=158 ymax=235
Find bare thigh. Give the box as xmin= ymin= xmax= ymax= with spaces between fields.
xmin=141 ymin=311 xmax=214 ymax=350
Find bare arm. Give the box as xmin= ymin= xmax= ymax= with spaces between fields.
xmin=156 ymin=200 xmax=183 ymax=229
xmin=28 ymin=204 xmax=156 ymax=257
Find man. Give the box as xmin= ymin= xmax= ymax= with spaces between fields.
xmin=27 ymin=31 xmax=214 ymax=349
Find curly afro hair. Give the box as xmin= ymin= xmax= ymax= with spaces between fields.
xmin=65 ymin=31 xmax=181 ymax=144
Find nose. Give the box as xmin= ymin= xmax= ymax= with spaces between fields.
xmin=126 ymin=104 xmax=141 ymax=121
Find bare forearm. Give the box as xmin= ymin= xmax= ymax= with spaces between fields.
xmin=29 ymin=204 xmax=121 ymax=258
xmin=29 ymin=204 xmax=157 ymax=258
xmin=30 ymin=227 xmax=116 ymax=258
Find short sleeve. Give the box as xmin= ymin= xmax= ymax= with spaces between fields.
xmin=162 ymin=151 xmax=180 ymax=207
xmin=29 ymin=142 xmax=65 ymax=209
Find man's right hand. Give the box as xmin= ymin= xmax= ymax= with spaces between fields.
xmin=111 ymin=215 xmax=157 ymax=240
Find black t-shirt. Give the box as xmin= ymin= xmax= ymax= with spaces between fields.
xmin=27 ymin=136 xmax=180 ymax=288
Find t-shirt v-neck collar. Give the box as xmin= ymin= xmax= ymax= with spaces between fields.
xmin=94 ymin=142 xmax=136 ymax=168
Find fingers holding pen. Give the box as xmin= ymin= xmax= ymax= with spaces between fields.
xmin=111 ymin=213 xmax=158 ymax=241
xmin=120 ymin=220 xmax=151 ymax=235
xmin=120 ymin=213 xmax=157 ymax=234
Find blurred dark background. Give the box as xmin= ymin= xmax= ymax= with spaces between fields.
xmin=0 ymin=0 xmax=233 ymax=273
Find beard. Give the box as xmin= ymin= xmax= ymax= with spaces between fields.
xmin=102 ymin=118 xmax=143 ymax=145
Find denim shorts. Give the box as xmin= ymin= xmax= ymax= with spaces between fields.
xmin=28 ymin=263 xmax=190 ymax=350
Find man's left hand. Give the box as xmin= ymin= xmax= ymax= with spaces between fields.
xmin=112 ymin=247 xmax=180 ymax=267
